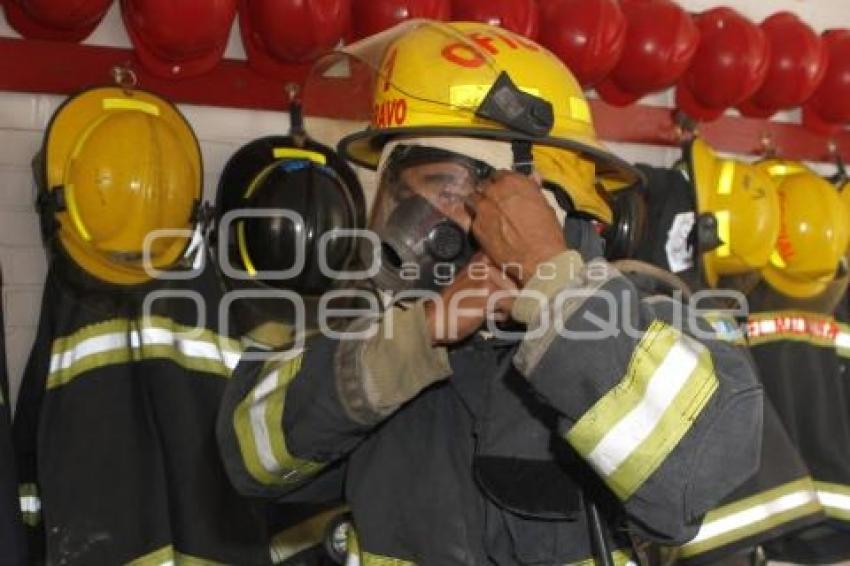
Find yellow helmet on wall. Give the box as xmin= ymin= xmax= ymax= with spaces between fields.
xmin=40 ymin=87 xmax=202 ymax=286
xmin=686 ymin=138 xmax=781 ymax=288
xmin=306 ymin=19 xmax=641 ymax=223
xmin=757 ymin=161 xmax=850 ymax=299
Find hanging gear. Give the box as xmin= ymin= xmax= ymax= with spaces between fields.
xmin=804 ymin=30 xmax=850 ymax=134
xmin=597 ymin=0 xmax=700 ymax=107
xmin=214 ymin=99 xmax=365 ymax=336
xmin=738 ymin=12 xmax=828 ymax=118
xmin=755 ymin=160 xmax=850 ymax=305
xmin=537 ymin=0 xmax=627 ymax=89
xmin=37 ymin=87 xmax=202 ymax=287
xmin=3 ymin=0 xmax=112 ymax=42
xmin=745 ymin=306 xmax=850 ymax=563
xmin=685 ymin=138 xmax=781 ymax=288
xmin=239 ymin=0 xmax=350 ymax=78
xmin=603 ymin=140 xmax=782 ymax=290
xmin=450 ymin=0 xmax=539 ymax=39
xmin=121 ymin=0 xmax=236 ymax=78
xmin=350 ymin=0 xmax=451 ymax=40
xmin=306 ymin=20 xmax=641 ymax=225
xmin=0 ymin=264 xmax=28 ymax=566
xmin=676 ymin=7 xmax=770 ymax=121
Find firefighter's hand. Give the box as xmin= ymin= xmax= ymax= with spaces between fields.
xmin=469 ymin=171 xmax=567 ymax=287
xmin=423 ymin=253 xmax=518 ymax=346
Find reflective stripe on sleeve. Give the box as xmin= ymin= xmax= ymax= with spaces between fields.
xmin=815 ymin=481 xmax=850 ymax=522
xmin=125 ymin=544 xmax=224 ymax=566
xmin=678 ymin=478 xmax=822 ymax=558
xmin=233 ymin=353 xmax=325 ymax=486
xmin=567 ymin=320 xmax=719 ymax=501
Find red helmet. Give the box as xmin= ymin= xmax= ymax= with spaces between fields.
xmin=739 ymin=12 xmax=828 ymax=118
xmin=450 ymin=0 xmax=539 ymax=39
xmin=240 ymin=0 xmax=350 ymax=78
xmin=803 ymin=30 xmax=850 ymax=134
xmin=351 ymin=0 xmax=451 ymax=40
xmin=676 ymin=7 xmax=770 ymax=121
xmin=538 ymin=0 xmax=626 ymax=89
xmin=121 ymin=0 xmax=236 ymax=78
xmin=3 ymin=0 xmax=112 ymax=42
xmin=597 ymin=0 xmax=699 ymax=106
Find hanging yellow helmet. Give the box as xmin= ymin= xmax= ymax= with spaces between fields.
xmin=306 ymin=19 xmax=641 ymax=223
xmin=41 ymin=87 xmax=201 ymax=286
xmin=686 ymin=138 xmax=781 ymax=288
xmin=756 ymin=161 xmax=850 ymax=299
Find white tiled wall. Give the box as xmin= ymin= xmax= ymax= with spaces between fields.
xmin=0 ymin=0 xmax=847 ymax=407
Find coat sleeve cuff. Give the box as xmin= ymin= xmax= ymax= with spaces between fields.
xmin=335 ymin=301 xmax=452 ymax=424
xmin=511 ymin=250 xmax=586 ymax=326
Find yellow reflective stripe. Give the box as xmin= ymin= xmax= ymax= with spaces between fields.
xmin=678 ymin=477 xmax=822 ymax=557
xmin=814 ymin=481 xmax=850 ymax=521
xmin=270 ymin=506 xmax=348 ymax=563
xmin=273 ymin=147 xmax=327 ymax=164
xmin=567 ymin=321 xmax=718 ymax=500
xmin=126 ymin=545 xmax=223 ymax=566
xmin=571 ymin=549 xmax=634 ymax=566
xmin=717 ymin=161 xmax=735 ymax=195
xmin=18 ymin=483 xmax=41 ymax=526
xmin=233 ymin=355 xmax=325 ymax=486
xmin=569 ymin=96 xmax=591 ymax=123
xmin=361 ymin=554 xmax=415 ymax=566
xmin=64 ymin=183 xmax=92 ymax=241
xmin=236 ymin=221 xmax=258 ymax=277
xmin=770 ymin=249 xmax=787 ymax=268
xmin=47 ymin=317 xmax=242 ymax=389
xmin=715 ymin=210 xmax=731 ymax=258
xmin=102 ymin=98 xmax=160 ymax=116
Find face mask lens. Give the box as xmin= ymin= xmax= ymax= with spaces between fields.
xmin=368 ymin=147 xmax=487 ymax=291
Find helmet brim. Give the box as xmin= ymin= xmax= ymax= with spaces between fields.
xmin=338 ymin=125 xmax=644 ymax=187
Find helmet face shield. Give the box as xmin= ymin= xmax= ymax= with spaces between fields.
xmin=365 ymin=144 xmax=489 ymax=292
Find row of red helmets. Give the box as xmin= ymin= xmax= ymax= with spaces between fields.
xmin=3 ymin=0 xmax=849 ymax=132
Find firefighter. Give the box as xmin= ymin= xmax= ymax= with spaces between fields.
xmin=218 ymin=21 xmax=763 ymax=564
xmin=603 ymin=142 xmax=826 ymax=564
xmin=12 ymin=86 xmax=283 ymax=564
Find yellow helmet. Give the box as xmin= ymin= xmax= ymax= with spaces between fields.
xmin=756 ymin=161 xmax=850 ymax=299
xmin=306 ymin=19 xmax=640 ymax=223
xmin=686 ymin=138 xmax=781 ymax=288
xmin=41 ymin=87 xmax=201 ymax=286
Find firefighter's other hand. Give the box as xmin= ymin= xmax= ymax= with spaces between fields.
xmin=423 ymin=253 xmax=517 ymax=346
xmin=469 ymin=171 xmax=567 ymax=287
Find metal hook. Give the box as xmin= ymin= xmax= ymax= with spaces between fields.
xmin=828 ymin=139 xmax=847 ymax=186
xmin=111 ymin=65 xmax=138 ymax=94
xmin=672 ymin=109 xmax=699 ymax=144
xmin=759 ymin=131 xmax=777 ymax=158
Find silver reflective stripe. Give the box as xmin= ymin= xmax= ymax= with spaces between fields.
xmin=249 ymin=368 xmax=283 ymax=475
xmin=817 ymin=489 xmax=850 ymax=513
xmin=689 ymin=489 xmax=818 ymax=544
xmin=50 ymin=327 xmax=240 ymax=374
xmin=19 ymin=495 xmax=41 ymax=514
xmin=587 ymin=339 xmax=700 ymax=476
xmin=50 ymin=332 xmax=125 ymax=373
